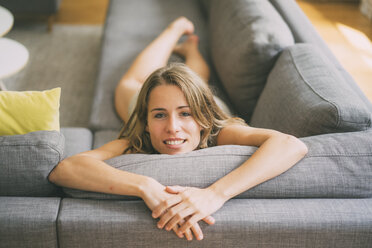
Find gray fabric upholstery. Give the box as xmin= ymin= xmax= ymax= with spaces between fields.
xmin=58 ymin=198 xmax=372 ymax=247
xmin=250 ymin=44 xmax=372 ymax=137
xmin=0 ymin=131 xmax=64 ymax=196
xmin=269 ymin=0 xmax=372 ymax=111
xmin=93 ymin=129 xmax=119 ymax=149
xmin=0 ymin=197 xmax=60 ymax=248
xmin=269 ymin=0 xmax=337 ymax=58
xmin=61 ymin=127 xmax=93 ymax=158
xmin=64 ymin=131 xmax=372 ymax=199
xmin=89 ymin=0 xmax=214 ymax=131
xmin=209 ymin=0 xmax=295 ymax=122
xmin=199 ymin=0 xmax=211 ymax=15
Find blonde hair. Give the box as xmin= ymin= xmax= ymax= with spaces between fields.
xmin=119 ymin=63 xmax=245 ymax=154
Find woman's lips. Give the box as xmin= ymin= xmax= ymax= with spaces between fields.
xmin=163 ymin=139 xmax=186 ymax=145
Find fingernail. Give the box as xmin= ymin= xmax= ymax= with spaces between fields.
xmin=157 ymin=223 xmax=162 ymax=229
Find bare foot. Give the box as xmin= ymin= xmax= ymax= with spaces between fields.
xmin=173 ymin=34 xmax=210 ymax=83
xmin=169 ymin=17 xmax=194 ymax=36
xmin=173 ymin=35 xmax=200 ymax=58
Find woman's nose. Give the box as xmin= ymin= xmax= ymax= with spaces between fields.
xmin=166 ymin=115 xmax=181 ymax=133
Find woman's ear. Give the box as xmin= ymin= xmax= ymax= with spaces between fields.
xmin=145 ymin=124 xmax=149 ymax=132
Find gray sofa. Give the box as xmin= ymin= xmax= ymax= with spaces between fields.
xmin=1 ymin=0 xmax=372 ymax=247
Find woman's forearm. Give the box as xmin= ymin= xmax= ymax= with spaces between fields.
xmin=49 ymin=155 xmax=207 ymax=240
xmin=48 ymin=155 xmax=151 ymax=197
xmin=209 ymin=135 xmax=308 ymax=201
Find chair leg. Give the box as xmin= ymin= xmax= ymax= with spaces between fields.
xmin=47 ymin=15 xmax=55 ymax=32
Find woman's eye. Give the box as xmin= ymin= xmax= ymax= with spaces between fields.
xmin=154 ymin=113 xmax=165 ymax=119
xmin=181 ymin=112 xmax=191 ymax=117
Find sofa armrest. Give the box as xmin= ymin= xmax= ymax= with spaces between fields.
xmin=0 ymin=131 xmax=64 ymax=196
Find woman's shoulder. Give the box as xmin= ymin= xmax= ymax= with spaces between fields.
xmin=99 ymin=138 xmax=129 ymax=154
xmin=216 ymin=123 xmax=252 ymax=146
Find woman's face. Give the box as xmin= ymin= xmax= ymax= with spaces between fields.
xmin=146 ymin=84 xmax=202 ymax=155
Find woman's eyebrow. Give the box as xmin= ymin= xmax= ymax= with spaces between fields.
xmin=178 ymin=106 xmax=190 ymax=110
xmin=150 ymin=106 xmax=190 ymax=112
xmin=150 ymin=108 xmax=166 ymax=112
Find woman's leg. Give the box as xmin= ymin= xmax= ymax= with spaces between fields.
xmin=115 ymin=17 xmax=194 ymax=123
xmin=173 ymin=35 xmax=210 ymax=85
xmin=174 ymin=37 xmax=234 ymax=116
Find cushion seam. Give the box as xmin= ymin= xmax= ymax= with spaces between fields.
xmin=0 ymin=144 xmax=63 ymax=161
xmin=110 ymin=153 xmax=372 ymax=168
xmin=336 ymin=119 xmax=371 ymax=128
xmin=306 ymin=154 xmax=372 ymax=158
xmin=287 ymin=48 xmax=341 ymax=128
xmin=55 ymin=199 xmax=62 ymax=248
xmin=110 ymin=153 xmax=254 ymax=167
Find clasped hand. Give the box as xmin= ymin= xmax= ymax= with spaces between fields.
xmin=152 ymin=185 xmax=227 ymax=241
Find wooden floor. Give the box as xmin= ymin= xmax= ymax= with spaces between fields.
xmin=297 ymin=0 xmax=372 ymax=102
xmin=55 ymin=0 xmax=109 ymax=25
xmin=55 ymin=0 xmax=372 ymax=103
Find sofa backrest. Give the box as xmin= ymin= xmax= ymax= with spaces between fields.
xmin=206 ymin=0 xmax=295 ymax=123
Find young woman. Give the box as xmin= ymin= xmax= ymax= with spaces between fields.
xmin=48 ymin=17 xmax=308 ymax=241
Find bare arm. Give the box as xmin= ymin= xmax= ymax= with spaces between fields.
xmin=210 ymin=125 xmax=308 ymax=199
xmin=153 ymin=125 xmax=308 ymax=234
xmin=48 ymin=139 xmax=175 ymax=209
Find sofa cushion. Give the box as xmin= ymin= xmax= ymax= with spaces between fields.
xmin=63 ymin=131 xmax=372 ymax=199
xmin=250 ymin=44 xmax=372 ymax=137
xmin=61 ymin=127 xmax=93 ymax=158
xmin=0 ymin=197 xmax=60 ymax=248
xmin=0 ymin=130 xmax=64 ymax=196
xmin=57 ymin=198 xmax=372 ymax=247
xmin=0 ymin=88 xmax=61 ymax=136
xmin=93 ymin=129 xmax=119 ymax=149
xmin=209 ymin=0 xmax=294 ymax=122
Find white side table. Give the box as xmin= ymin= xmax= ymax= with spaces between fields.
xmin=0 ymin=5 xmax=13 ymax=36
xmin=0 ymin=5 xmax=29 ymax=91
xmin=0 ymin=38 xmax=29 ymax=90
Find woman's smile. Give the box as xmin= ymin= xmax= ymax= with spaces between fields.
xmin=163 ymin=138 xmax=186 ymax=146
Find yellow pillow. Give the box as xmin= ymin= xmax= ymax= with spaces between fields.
xmin=0 ymin=88 xmax=61 ymax=136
